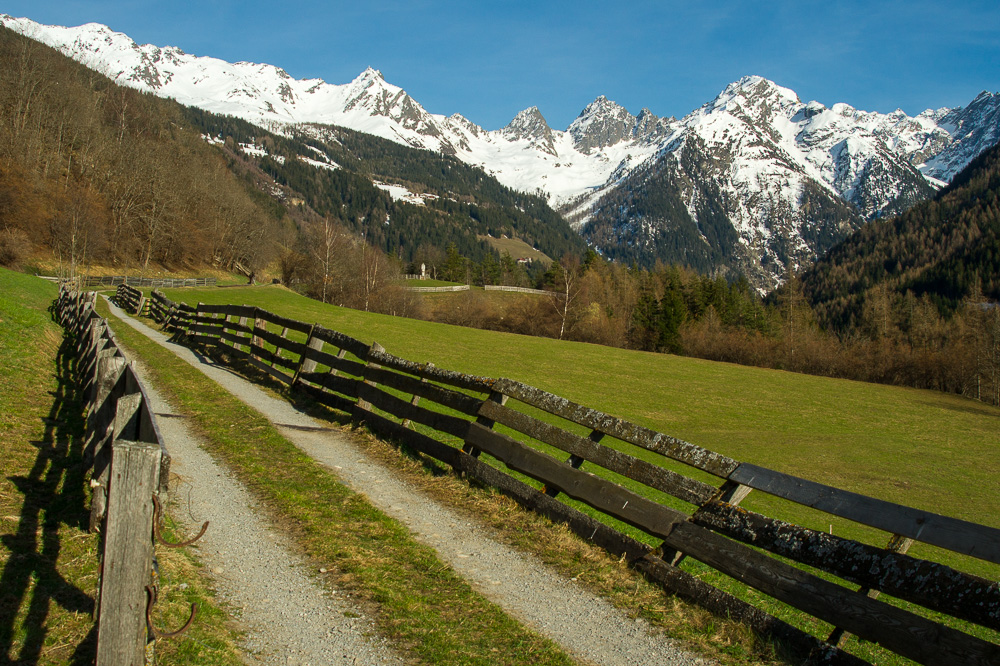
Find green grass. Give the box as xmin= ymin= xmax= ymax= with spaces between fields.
xmin=98 ymin=299 xmax=580 ymax=666
xmin=155 ymin=284 xmax=1000 ymax=664
xmin=0 ymin=267 xmax=243 ymax=665
xmin=0 ymin=269 xmax=96 ymax=665
xmin=479 ymin=235 xmax=553 ymax=266
xmin=162 ymin=286 xmax=1000 ymax=528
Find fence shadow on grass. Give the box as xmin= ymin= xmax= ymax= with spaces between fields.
xmin=0 ymin=334 xmax=96 ymax=665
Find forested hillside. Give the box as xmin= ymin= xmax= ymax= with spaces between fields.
xmin=181 ymin=110 xmax=587 ymax=268
xmin=804 ymin=141 xmax=1000 ymax=330
xmin=0 ymin=27 xmax=285 ymax=275
xmin=0 ymin=24 xmax=583 ymax=299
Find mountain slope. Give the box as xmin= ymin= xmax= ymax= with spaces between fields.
xmin=803 ymin=141 xmax=1000 ymax=329
xmin=0 ymin=25 xmax=285 ymax=274
xmin=4 ymin=14 xmax=999 ymax=287
xmin=181 ymin=109 xmax=587 ymax=266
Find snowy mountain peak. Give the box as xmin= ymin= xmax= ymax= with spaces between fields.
xmin=568 ymin=96 xmax=637 ymax=153
xmin=4 ymin=13 xmax=1000 ymax=289
xmin=357 ymin=66 xmax=384 ymax=82
xmin=502 ymin=106 xmax=557 ymax=155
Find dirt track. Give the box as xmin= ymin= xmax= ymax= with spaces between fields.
xmin=106 ymin=297 xmax=715 ymax=666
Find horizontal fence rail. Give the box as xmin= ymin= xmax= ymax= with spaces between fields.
xmin=81 ymin=275 xmax=217 ymax=288
xmin=143 ymin=288 xmax=1000 ymax=666
xmin=483 ymin=285 xmax=550 ymax=295
xmin=404 ymin=284 xmax=471 ymax=293
xmin=56 ymin=286 xmax=199 ymax=665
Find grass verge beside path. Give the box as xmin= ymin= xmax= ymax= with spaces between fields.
xmin=98 ymin=301 xmax=582 ymax=666
xmin=0 ymin=268 xmax=242 ymax=665
xmin=0 ymin=270 xmax=96 ymax=664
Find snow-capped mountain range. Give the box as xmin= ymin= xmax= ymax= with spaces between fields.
xmin=4 ymin=14 xmax=999 ymax=286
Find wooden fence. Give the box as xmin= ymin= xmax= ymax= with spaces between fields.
xmin=57 ymin=286 xmax=196 ymax=666
xmin=484 ymin=285 xmax=550 ymax=295
xmin=404 ymin=284 xmax=471 ymax=293
xmin=81 ymin=275 xmax=217 ymax=288
xmin=116 ymin=283 xmax=147 ymax=317
xmin=145 ymin=289 xmax=1000 ymax=666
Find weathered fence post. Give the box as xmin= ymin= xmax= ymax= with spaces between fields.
xmin=824 ymin=533 xmax=915 ymax=649
xmin=667 ymin=479 xmax=753 ymax=566
xmin=95 ymin=440 xmax=161 ymax=666
xmin=401 ymin=362 xmax=433 ymax=429
xmin=90 ymin=387 xmax=142 ymax=533
xmin=463 ymin=390 xmax=508 ymax=458
xmin=291 ymin=324 xmax=324 ymax=389
xmin=543 ymin=429 xmax=602 ymax=497
xmin=252 ymin=309 xmax=266 ymax=361
xmin=356 ymin=342 xmax=385 ymax=412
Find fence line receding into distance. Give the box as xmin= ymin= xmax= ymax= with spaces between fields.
xmin=137 ymin=286 xmax=1000 ymax=666
xmin=58 ymin=286 xmax=201 ymax=665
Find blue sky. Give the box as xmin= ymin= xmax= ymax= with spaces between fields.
xmin=4 ymin=1 xmax=999 ymax=130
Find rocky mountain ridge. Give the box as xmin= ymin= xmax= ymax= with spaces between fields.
xmin=4 ymin=14 xmax=999 ymax=287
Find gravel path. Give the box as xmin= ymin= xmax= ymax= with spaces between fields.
xmin=106 ymin=297 xmax=716 ymax=666
xmin=135 ymin=369 xmax=403 ymax=666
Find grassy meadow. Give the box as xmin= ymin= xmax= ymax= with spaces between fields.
xmin=163 ymin=285 xmax=1000 ymax=528
xmin=151 ymin=283 xmax=1000 ymax=663
xmin=479 ymin=234 xmax=553 ymax=265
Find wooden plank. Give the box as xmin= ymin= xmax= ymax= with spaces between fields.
xmin=364 ymin=365 xmax=484 ymax=417
xmin=246 ymin=355 xmax=295 ymax=385
xmin=312 ymin=325 xmax=370 ymax=359
xmin=217 ymin=319 xmax=253 ymax=337
xmin=729 ymin=463 xmax=1000 ymax=565
xmin=198 ymin=303 xmax=255 ymax=318
xmin=493 ymin=378 xmax=739 ymax=478
xmin=463 ymin=391 xmax=506 ymax=458
xmin=249 ymin=343 xmax=299 ymax=373
xmin=186 ymin=322 xmax=225 ymax=337
xmin=185 ymin=333 xmax=221 ymax=347
xmin=367 ymin=347 xmax=496 ymax=393
xmin=401 ymin=368 xmax=429 ymax=429
xmin=692 ymin=500 xmax=1000 ymax=631
xmin=252 ymin=326 xmax=308 ymax=357
xmin=297 ymin=371 xmax=360 ymax=398
xmin=353 ymin=409 xmax=463 ymax=467
xmin=217 ymin=328 xmax=252 ymax=348
xmin=662 ymin=520 xmax=1000 ymax=666
xmin=296 ymin=382 xmax=357 ymax=414
xmin=87 ymin=347 xmax=122 ymax=421
xmin=543 ymin=430 xmax=595 ymax=498
xmin=255 ymin=309 xmax=313 ymax=334
xmin=301 ymin=346 xmax=367 ymax=377
xmin=292 ymin=326 xmax=324 ymax=387
xmin=357 ymin=383 xmax=472 ymax=439
xmin=189 ymin=311 xmax=227 ymax=326
xmin=827 ymin=534 xmax=914 ymax=649
xmin=423 ymin=424 xmax=865 ymax=666
xmin=464 ymin=422 xmax=688 ymax=539
xmin=215 ymin=341 xmax=251 ymax=363
xmin=632 ymin=555 xmax=869 ymax=666
xmin=95 ymin=441 xmax=160 ymax=666
xmin=479 ymin=400 xmax=716 ymax=506
xmin=462 ymin=422 xmax=1000 ymax=664
xmin=128 ymin=369 xmax=170 ymax=497
xmin=85 ymin=355 xmax=127 ymax=468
